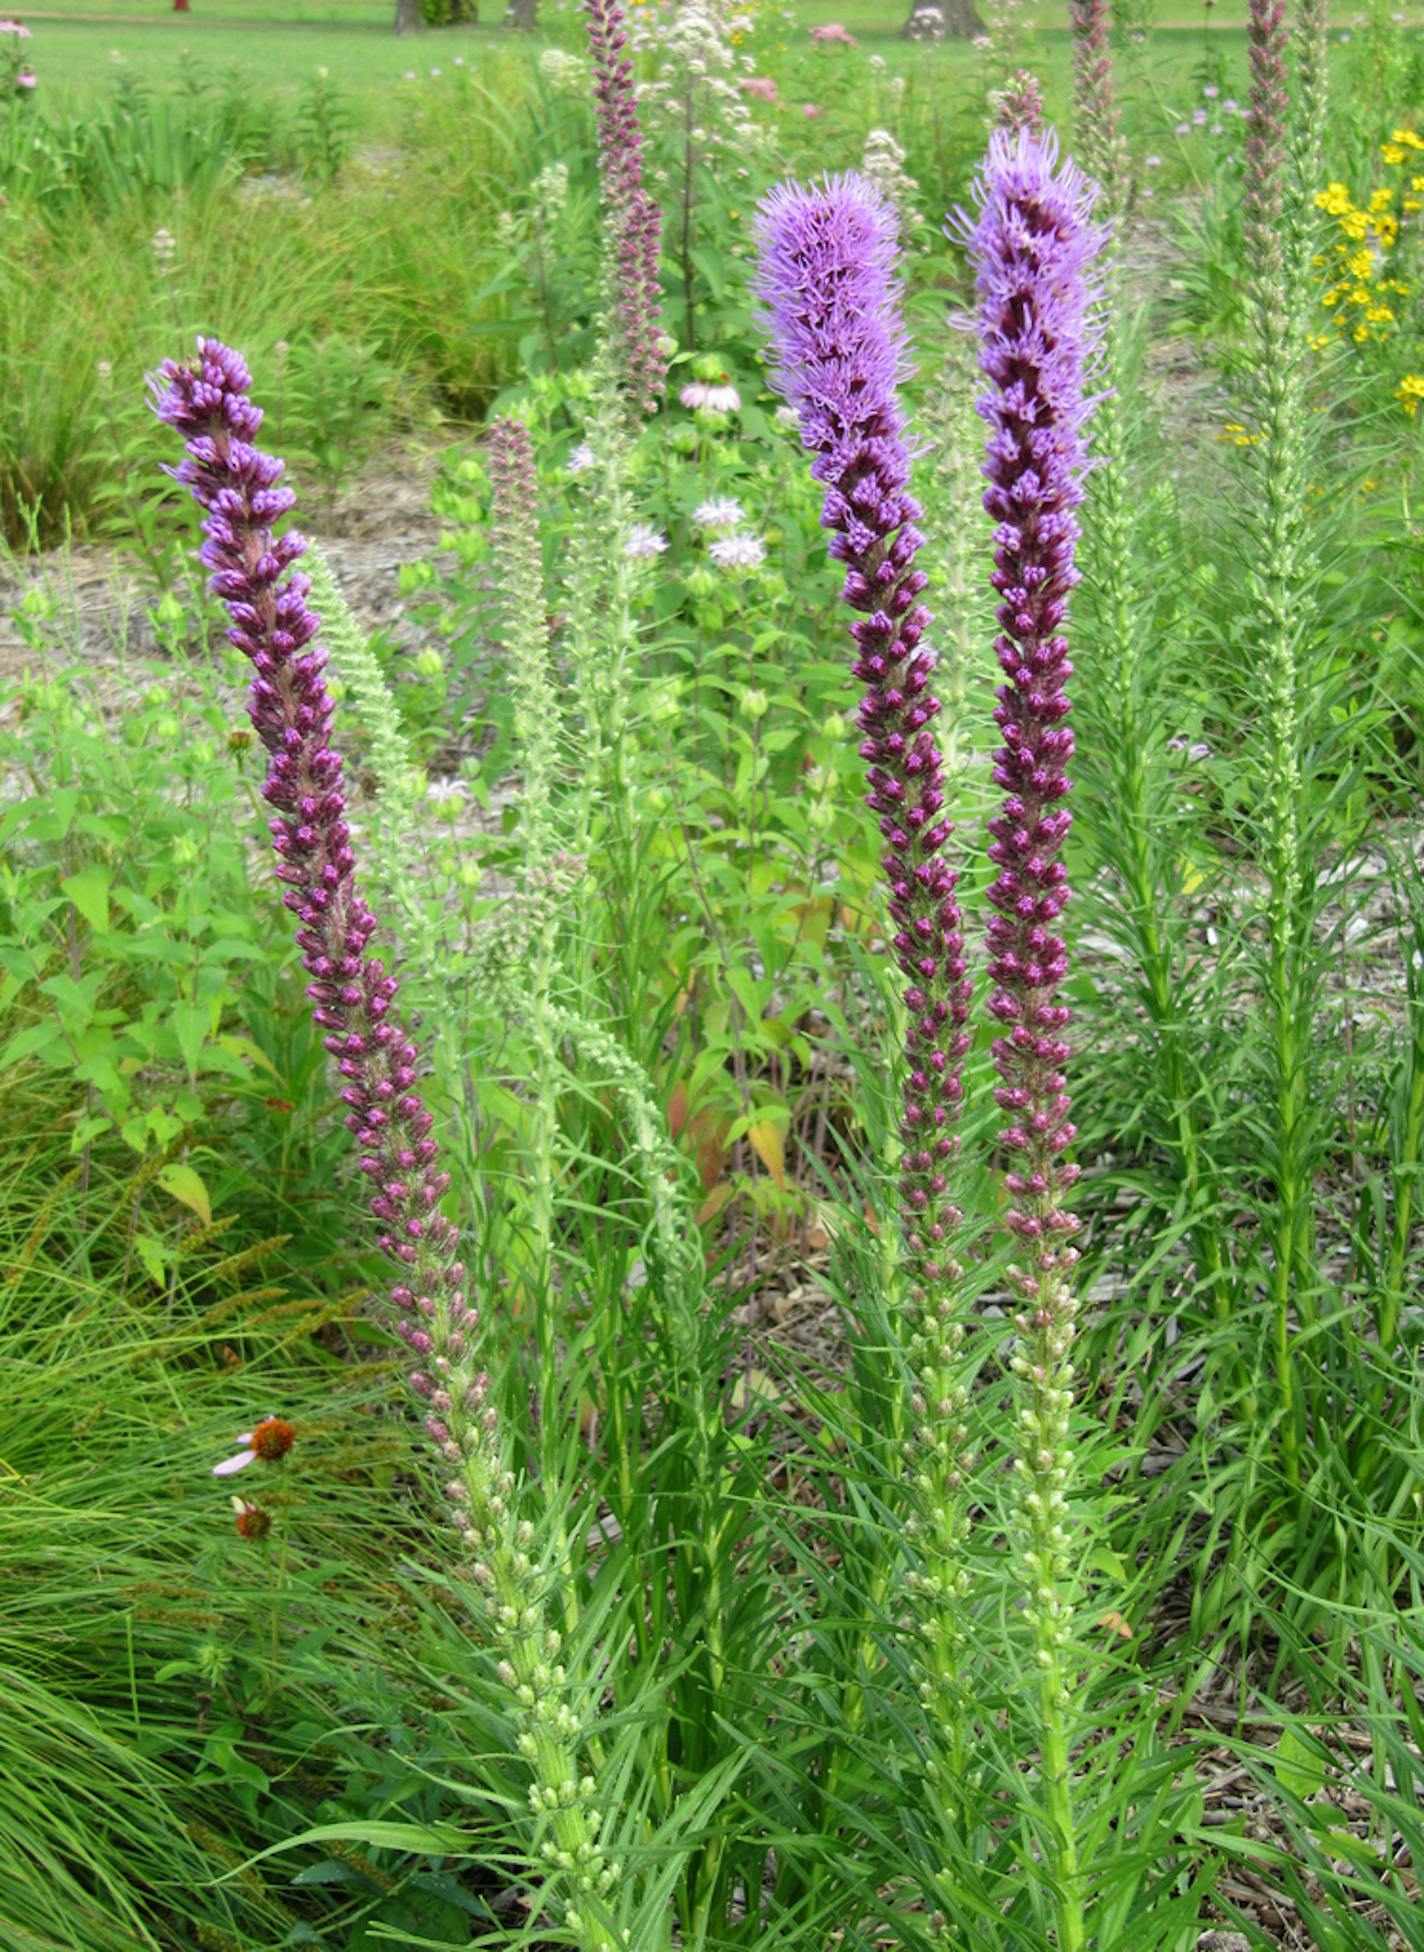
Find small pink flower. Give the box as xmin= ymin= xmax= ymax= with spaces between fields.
xmin=810 ymin=21 xmax=856 ymax=43
xmin=17 ymin=69 xmax=36 ymax=89
xmin=741 ymin=76 xmax=778 ymax=103
xmin=802 ymin=102 xmax=824 ymax=119
xmin=0 ymin=19 xmax=33 ymax=37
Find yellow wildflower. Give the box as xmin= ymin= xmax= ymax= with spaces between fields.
xmin=1398 ymin=375 xmax=1424 ymax=417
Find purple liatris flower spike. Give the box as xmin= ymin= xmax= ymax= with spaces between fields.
xmin=959 ymin=130 xmax=1105 ymax=1946
xmin=583 ymin=0 xmax=665 ymax=414
xmin=150 ymin=339 xmax=491 ymax=1519
xmin=1245 ymin=0 xmax=1288 ymax=253
xmin=996 ymin=69 xmax=1046 ymax=138
xmin=754 ymin=175 xmax=971 ymax=1298
xmin=1067 ymin=0 xmax=1121 ymax=197
xmin=960 ymin=130 xmax=1105 ymax=1257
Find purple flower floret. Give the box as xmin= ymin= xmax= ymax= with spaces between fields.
xmin=755 ymin=174 xmax=970 ymax=1294
xmin=959 ymin=129 xmax=1106 ymax=1255
xmin=151 ymin=338 xmax=487 ymax=1484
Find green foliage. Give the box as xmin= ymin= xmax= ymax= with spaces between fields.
xmin=6 ymin=6 xmax=1424 ymax=1950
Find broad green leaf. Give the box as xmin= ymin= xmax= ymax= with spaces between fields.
xmin=1273 ymin=1725 xmax=1326 ymax=1801
xmin=135 ymin=1233 xmax=169 ymax=1287
xmin=172 ymin=1001 xmax=209 ymax=1078
xmin=157 ymin=1162 xmax=212 ymax=1227
xmin=747 ymin=1119 xmax=787 ymax=1190
xmin=60 ymin=866 xmax=112 ymax=934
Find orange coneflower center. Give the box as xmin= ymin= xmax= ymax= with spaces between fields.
xmin=251 ymin=1417 xmax=296 ymax=1461
xmin=235 ymin=1504 xmax=272 ymax=1542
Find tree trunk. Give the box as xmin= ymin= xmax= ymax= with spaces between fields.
xmin=173 ymin=0 xmax=190 ymax=12
xmin=505 ymin=0 xmax=539 ymax=28
xmin=902 ymin=0 xmax=983 ymax=37
xmin=394 ymin=0 xmax=423 ymax=33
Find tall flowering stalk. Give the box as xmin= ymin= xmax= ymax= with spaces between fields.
xmin=582 ymin=0 xmax=665 ymax=416
xmin=152 ymin=341 xmax=623 ymax=1952
xmin=963 ymin=128 xmax=1105 ymax=1952
xmin=1067 ymin=0 xmax=1122 ymax=203
xmin=755 ymin=174 xmax=976 ymax=1790
xmin=1241 ymin=0 xmax=1322 ymax=1489
xmin=485 ymin=416 xmax=570 ymax=1490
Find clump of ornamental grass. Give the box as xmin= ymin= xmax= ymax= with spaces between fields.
xmin=151 ymin=340 xmax=625 ymax=1952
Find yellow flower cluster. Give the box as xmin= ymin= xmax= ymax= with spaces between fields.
xmin=1379 ymin=125 xmax=1424 ymax=197
xmin=1218 ymin=421 xmax=1261 ymax=447
xmin=1398 ymin=374 xmax=1424 ymax=417
xmin=1313 ymin=178 xmax=1409 ymax=344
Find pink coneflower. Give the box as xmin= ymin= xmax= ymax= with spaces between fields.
xmin=213 ymin=1416 xmax=296 ymax=1476
xmin=232 ymin=1497 xmax=272 ymax=1541
xmin=802 ymin=102 xmax=824 ymax=119
xmin=742 ymin=75 xmax=778 ymax=103
xmin=810 ymin=21 xmax=856 ymax=42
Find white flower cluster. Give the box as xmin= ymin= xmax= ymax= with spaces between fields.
xmin=640 ymin=0 xmax=764 ymax=177
xmin=494 ymin=161 xmax=569 ymax=257
xmin=861 ymin=128 xmax=922 ymax=232
xmin=537 ymin=46 xmax=588 ymax=95
xmin=533 ymin=160 xmax=570 ymax=228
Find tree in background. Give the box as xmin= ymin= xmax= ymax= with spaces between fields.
xmin=904 ymin=0 xmax=983 ymax=36
xmin=394 ymin=0 xmax=422 ymax=31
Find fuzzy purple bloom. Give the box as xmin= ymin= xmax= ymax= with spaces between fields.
xmin=958 ymin=130 xmax=1106 ymax=1257
xmin=583 ymin=0 xmax=665 ymax=415
xmin=151 ymin=338 xmax=489 ymax=1486
xmin=755 ymin=175 xmax=970 ymax=1292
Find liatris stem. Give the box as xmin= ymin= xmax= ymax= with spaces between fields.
xmin=303 ymin=546 xmax=433 ymax=965
xmin=755 ymin=172 xmax=975 ymax=1803
xmin=1284 ymin=0 xmax=1329 ymax=323
xmin=488 ymin=418 xmax=561 ymax=869
xmin=582 ymin=0 xmax=665 ymax=416
xmin=152 ymin=340 xmax=623 ymax=1952
xmin=1067 ymin=0 xmax=1121 ymax=205
xmin=1242 ymin=0 xmax=1320 ymax=1492
xmin=962 ymin=128 xmax=1105 ymax=1952
xmin=486 ymin=416 xmax=567 ymax=1497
